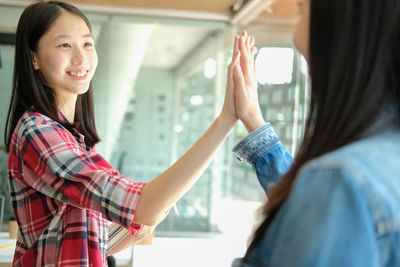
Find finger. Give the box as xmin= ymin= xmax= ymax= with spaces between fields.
xmin=241 ymin=31 xmax=249 ymax=52
xmin=243 ymin=31 xmax=251 ymax=52
xmin=246 ymin=35 xmax=251 ymax=52
xmin=228 ymin=50 xmax=241 ymax=86
xmin=251 ymin=46 xmax=257 ymax=73
xmin=227 ymin=37 xmax=239 ymax=86
xmin=249 ymin=46 xmax=256 ymax=81
xmin=234 ymin=35 xmax=239 ymax=54
xmin=230 ymin=36 xmax=238 ymax=64
xmin=249 ymin=37 xmax=255 ymax=48
xmin=239 ymin=36 xmax=252 ymax=84
xmin=233 ymin=64 xmax=247 ymax=98
xmin=233 ymin=64 xmax=249 ymax=117
xmin=251 ymin=46 xmax=256 ymax=59
xmin=233 ymin=35 xmax=238 ymax=51
xmin=253 ymin=60 xmax=257 ymax=85
xmin=239 ymin=36 xmax=249 ymax=65
xmin=232 ymin=50 xmax=240 ymax=65
xmin=231 ymin=50 xmax=240 ymax=68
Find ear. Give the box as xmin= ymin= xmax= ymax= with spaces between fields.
xmin=30 ymin=51 xmax=40 ymax=70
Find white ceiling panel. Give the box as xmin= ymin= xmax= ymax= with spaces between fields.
xmin=141 ymin=24 xmax=213 ymax=69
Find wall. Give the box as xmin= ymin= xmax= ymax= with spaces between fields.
xmin=110 ymin=67 xmax=175 ymax=181
xmin=92 ymin=21 xmax=153 ymax=160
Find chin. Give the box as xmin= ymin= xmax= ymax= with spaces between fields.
xmin=78 ymin=89 xmax=90 ymax=96
xmin=75 ymin=85 xmax=91 ymax=95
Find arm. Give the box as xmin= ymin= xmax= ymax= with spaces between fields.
xmin=131 ymin=36 xmax=246 ymax=226
xmin=258 ymin=166 xmax=379 ymax=267
xmin=232 ymin=32 xmax=293 ymax=191
xmin=233 ymin=123 xmax=293 ymax=191
xmin=134 ymin=116 xmax=235 ymax=225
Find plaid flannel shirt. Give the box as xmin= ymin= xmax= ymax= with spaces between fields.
xmin=7 ymin=111 xmax=145 ymax=266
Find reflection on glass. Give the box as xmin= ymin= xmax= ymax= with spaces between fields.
xmin=204 ymin=58 xmax=217 ymax=79
xmin=256 ymin=47 xmax=295 ymax=85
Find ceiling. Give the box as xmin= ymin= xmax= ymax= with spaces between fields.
xmin=141 ymin=25 xmax=212 ymax=68
xmin=0 ymin=0 xmax=298 ymax=69
xmin=67 ymin=0 xmax=238 ymax=14
xmin=0 ymin=0 xmax=298 ymax=24
xmin=261 ymin=0 xmax=298 ymax=18
xmin=64 ymin=0 xmax=298 ymax=22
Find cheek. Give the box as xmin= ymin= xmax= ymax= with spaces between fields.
xmin=41 ymin=53 xmax=66 ymax=74
xmin=293 ymin=26 xmax=301 ymax=53
xmin=293 ymin=19 xmax=309 ymax=61
xmin=37 ymin=54 xmax=65 ymax=84
xmin=294 ymin=20 xmax=305 ymax=54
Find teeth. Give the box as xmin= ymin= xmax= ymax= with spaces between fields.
xmin=69 ymin=71 xmax=87 ymax=77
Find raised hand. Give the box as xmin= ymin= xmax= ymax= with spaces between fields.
xmin=220 ymin=35 xmax=241 ymax=126
xmin=234 ymin=31 xmax=266 ymax=133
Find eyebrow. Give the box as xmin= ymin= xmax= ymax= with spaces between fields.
xmin=54 ymin=34 xmax=93 ymax=41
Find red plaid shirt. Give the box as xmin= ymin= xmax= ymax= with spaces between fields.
xmin=8 ymin=111 xmax=145 ymax=266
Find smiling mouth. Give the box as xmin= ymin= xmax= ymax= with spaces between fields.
xmin=67 ymin=70 xmax=89 ymax=78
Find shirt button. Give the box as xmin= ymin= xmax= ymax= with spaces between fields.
xmin=236 ymin=156 xmax=243 ymax=162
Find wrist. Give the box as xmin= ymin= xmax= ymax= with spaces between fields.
xmin=243 ymin=117 xmax=266 ymax=133
xmin=216 ymin=114 xmax=237 ymax=131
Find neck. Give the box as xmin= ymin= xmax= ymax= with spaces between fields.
xmin=57 ymin=95 xmax=77 ymax=123
xmin=60 ymin=106 xmax=75 ymax=123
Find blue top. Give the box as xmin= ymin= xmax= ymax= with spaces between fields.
xmin=231 ymin=120 xmax=400 ymax=267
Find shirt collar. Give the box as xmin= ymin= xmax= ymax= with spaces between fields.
xmin=57 ymin=110 xmax=71 ymax=123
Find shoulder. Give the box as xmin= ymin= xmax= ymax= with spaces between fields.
xmin=254 ymin=147 xmax=381 ymax=267
xmin=16 ymin=111 xmax=65 ymax=136
xmin=295 ymin=128 xmax=400 ymax=233
xmin=300 ymin=128 xmax=400 ymax=183
xmin=302 ymin=127 xmax=400 ymax=178
xmin=19 ymin=111 xmax=63 ymax=128
xmin=291 ymin=158 xmax=368 ymax=217
xmin=14 ymin=111 xmax=74 ymax=150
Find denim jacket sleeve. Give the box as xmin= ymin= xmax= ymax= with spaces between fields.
xmin=232 ymin=123 xmax=294 ymax=192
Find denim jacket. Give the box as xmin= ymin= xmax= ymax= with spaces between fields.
xmin=231 ymin=122 xmax=400 ymax=267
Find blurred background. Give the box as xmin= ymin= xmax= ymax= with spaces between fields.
xmin=0 ymin=0 xmax=309 ymax=266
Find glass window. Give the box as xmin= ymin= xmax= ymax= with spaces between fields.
xmin=0 ymin=3 xmax=310 ymax=239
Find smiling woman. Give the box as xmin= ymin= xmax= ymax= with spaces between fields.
xmin=30 ymin=11 xmax=98 ymax=121
xmin=6 ymin=1 xmax=100 ymax=149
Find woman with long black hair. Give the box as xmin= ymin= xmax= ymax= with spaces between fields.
xmin=231 ymin=0 xmax=400 ymax=266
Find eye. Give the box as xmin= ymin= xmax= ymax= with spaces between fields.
xmin=84 ymin=42 xmax=94 ymax=48
xmin=58 ymin=43 xmax=71 ymax=48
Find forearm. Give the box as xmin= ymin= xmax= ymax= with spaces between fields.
xmin=133 ymin=115 xmax=235 ymax=226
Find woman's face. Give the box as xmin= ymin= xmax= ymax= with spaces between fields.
xmin=293 ymin=0 xmax=310 ymax=62
xmin=31 ymin=12 xmax=98 ymax=107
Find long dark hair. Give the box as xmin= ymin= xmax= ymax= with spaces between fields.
xmin=4 ymin=1 xmax=100 ymax=152
xmin=245 ymin=0 xmax=400 ymax=259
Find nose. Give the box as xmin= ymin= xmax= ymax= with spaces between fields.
xmin=71 ymin=46 xmax=87 ymax=66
